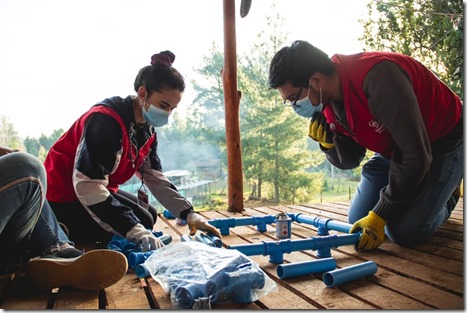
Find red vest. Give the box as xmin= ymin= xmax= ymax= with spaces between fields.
xmin=44 ymin=105 xmax=155 ymax=202
xmin=324 ymin=52 xmax=462 ymax=158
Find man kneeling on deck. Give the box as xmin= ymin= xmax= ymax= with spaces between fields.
xmin=0 ymin=146 xmax=128 ymax=296
xmin=269 ymin=40 xmax=463 ymax=251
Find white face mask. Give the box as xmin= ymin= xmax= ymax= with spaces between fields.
xmin=142 ymin=101 xmax=170 ymax=127
xmin=292 ymin=88 xmax=323 ymax=118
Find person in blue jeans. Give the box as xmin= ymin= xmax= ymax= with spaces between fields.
xmin=268 ymin=40 xmax=463 ymax=251
xmin=0 ymin=147 xmax=128 ymax=292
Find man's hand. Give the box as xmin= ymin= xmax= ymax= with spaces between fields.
xmin=187 ymin=212 xmax=222 ymax=238
xmin=0 ymin=146 xmax=19 ymax=157
xmin=350 ymin=211 xmax=386 ymax=251
xmin=308 ymin=112 xmax=334 ymax=149
xmin=126 ymin=223 xmax=164 ymax=251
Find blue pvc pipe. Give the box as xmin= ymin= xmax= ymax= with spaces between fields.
xmin=228 ymin=234 xmax=360 ymax=263
xmin=276 ymin=257 xmax=337 ymax=279
xmin=173 ymin=282 xmax=210 ymax=309
xmin=163 ymin=209 xmax=175 ymax=219
xmin=322 ymin=261 xmax=378 ymax=287
xmin=205 ymin=232 xmax=223 ymax=248
xmin=129 ymin=251 xmax=153 ymax=269
xmin=181 ymin=233 xmax=222 ymax=248
xmin=135 ymin=264 xmax=150 ymax=278
xmin=158 ymin=234 xmax=173 ymax=245
xmin=208 ymin=215 xmax=276 ymax=235
xmin=171 ymin=264 xmax=265 ymax=308
xmin=127 ymin=234 xmax=173 ymax=268
xmin=195 ymin=233 xmax=215 ymax=247
xmin=180 ymin=234 xmax=192 ymax=242
xmin=288 ymin=213 xmax=352 ymax=234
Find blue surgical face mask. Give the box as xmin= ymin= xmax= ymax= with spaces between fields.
xmin=292 ymin=88 xmax=323 ymax=118
xmin=142 ymin=102 xmax=170 ymax=127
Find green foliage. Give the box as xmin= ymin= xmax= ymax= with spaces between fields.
xmin=360 ymin=0 xmax=464 ymax=97
xmin=23 ymin=129 xmax=64 ymax=159
xmin=0 ymin=116 xmax=24 ymax=150
xmin=24 ymin=136 xmax=41 ymax=156
xmin=188 ymin=1 xmax=351 ymax=204
xmin=188 ymin=43 xmax=228 ymax=169
xmin=236 ymin=2 xmax=320 ymax=203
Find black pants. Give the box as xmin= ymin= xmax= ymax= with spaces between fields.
xmin=50 ymin=189 xmax=158 ymax=245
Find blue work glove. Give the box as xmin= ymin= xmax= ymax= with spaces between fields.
xmin=350 ymin=211 xmax=386 ymax=251
xmin=126 ymin=223 xmax=164 ymax=251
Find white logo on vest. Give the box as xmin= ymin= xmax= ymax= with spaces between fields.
xmin=368 ymin=120 xmax=385 ymax=133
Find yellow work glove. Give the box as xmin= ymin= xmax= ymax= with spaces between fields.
xmin=187 ymin=212 xmax=222 ymax=238
xmin=308 ymin=112 xmax=334 ymax=149
xmin=350 ymin=211 xmax=386 ymax=251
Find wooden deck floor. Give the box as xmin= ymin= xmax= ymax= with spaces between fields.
xmin=1 ymin=198 xmax=463 ymax=309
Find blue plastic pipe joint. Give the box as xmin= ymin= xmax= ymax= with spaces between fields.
xmin=208 ymin=215 xmax=276 ymax=235
xmin=172 ymin=264 xmax=265 ymax=308
xmin=228 ymin=233 xmax=360 ymax=264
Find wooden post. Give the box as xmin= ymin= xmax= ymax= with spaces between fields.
xmin=222 ymin=0 xmax=244 ymax=212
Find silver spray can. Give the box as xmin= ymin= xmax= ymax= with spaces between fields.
xmin=275 ymin=212 xmax=292 ymax=239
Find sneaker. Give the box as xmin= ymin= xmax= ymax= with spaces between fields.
xmin=26 ymin=249 xmax=128 ymax=291
xmin=42 ymin=242 xmax=84 ymax=259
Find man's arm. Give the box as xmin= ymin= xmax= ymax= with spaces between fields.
xmin=364 ymin=61 xmax=432 ymax=221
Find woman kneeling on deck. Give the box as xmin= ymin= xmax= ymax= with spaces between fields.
xmin=43 ymin=51 xmax=220 ymax=251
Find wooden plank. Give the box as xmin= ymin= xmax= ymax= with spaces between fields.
xmin=247 ymin=206 xmax=463 ymax=272
xmin=145 ymin=214 xmax=262 ymax=309
xmin=209 ymin=203 xmax=463 ymax=309
xmin=250 ymin=205 xmax=464 ymax=290
xmin=53 ymin=288 xmax=98 ymax=309
xmin=155 ymin=213 xmax=289 ymax=309
xmin=105 ymin=272 xmax=151 ymax=309
xmin=1 ymin=199 xmax=462 ymax=310
xmin=0 ymin=275 xmax=50 ymax=309
xmin=202 ymin=210 xmax=376 ymax=310
xmin=422 ymin=235 xmax=463 ymax=251
xmin=213 ymin=210 xmax=428 ymax=310
xmin=253 ymin=202 xmax=464 ymax=261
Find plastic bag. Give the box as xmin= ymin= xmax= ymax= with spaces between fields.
xmin=143 ymin=241 xmax=277 ymax=309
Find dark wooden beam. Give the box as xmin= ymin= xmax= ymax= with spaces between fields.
xmin=222 ymin=0 xmax=244 ymax=212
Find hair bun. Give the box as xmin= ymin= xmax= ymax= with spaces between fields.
xmin=151 ymin=50 xmax=175 ymax=66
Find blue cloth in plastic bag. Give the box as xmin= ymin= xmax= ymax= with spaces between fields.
xmin=143 ymin=241 xmax=277 ymax=309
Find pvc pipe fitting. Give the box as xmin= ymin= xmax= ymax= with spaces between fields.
xmin=163 ymin=209 xmax=175 ymax=219
xmin=225 ymin=268 xmax=265 ymax=303
xmin=135 ymin=264 xmax=150 ymax=278
xmin=277 ymin=257 xmax=336 ymax=280
xmin=129 ymin=251 xmax=153 ymax=269
xmin=323 ymin=261 xmax=378 ymax=287
xmin=208 ymin=215 xmax=277 ymax=235
xmin=228 ymin=234 xmax=360 ymax=264
xmin=195 ymin=233 xmax=215 ymax=247
xmin=127 ymin=234 xmax=173 ymax=268
xmin=173 ymin=282 xmax=210 ymax=309
xmin=205 ymin=232 xmax=223 ymax=247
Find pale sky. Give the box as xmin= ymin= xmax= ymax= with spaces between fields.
xmin=0 ymin=0 xmax=368 ymax=138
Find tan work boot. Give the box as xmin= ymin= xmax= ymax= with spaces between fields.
xmin=27 ymin=249 xmax=128 ymax=291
